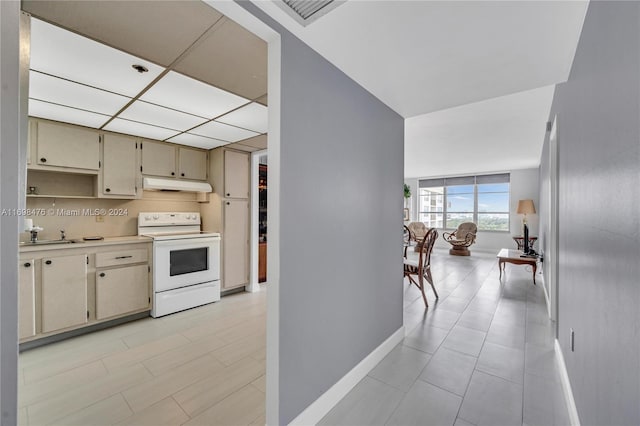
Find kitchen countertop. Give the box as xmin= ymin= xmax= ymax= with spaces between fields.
xmin=19 ymin=235 xmax=152 ymax=252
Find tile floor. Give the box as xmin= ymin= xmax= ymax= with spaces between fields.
xmin=320 ymin=249 xmax=570 ymax=426
xmin=18 ymin=289 xmax=266 ymax=426
xmin=19 ymin=249 xmax=568 ymax=426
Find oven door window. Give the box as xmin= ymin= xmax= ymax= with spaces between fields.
xmin=170 ymin=247 xmax=209 ymax=276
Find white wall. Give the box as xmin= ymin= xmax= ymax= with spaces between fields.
xmin=403 ymin=178 xmax=418 ymax=222
xmin=408 ymin=168 xmax=540 ymax=252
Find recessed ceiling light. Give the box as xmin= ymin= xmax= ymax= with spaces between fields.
xmin=104 ymin=118 xmax=180 ymax=141
xmin=29 ymin=71 xmax=131 ymax=116
xmin=29 ymin=99 xmax=111 ymax=129
xmin=191 ymin=120 xmax=260 ymax=143
xmin=30 ymin=18 xmax=164 ymax=96
xmin=217 ymin=102 xmax=268 ymax=133
xmin=167 ymin=133 xmax=229 ymax=150
xmin=118 ymin=100 xmax=208 ymax=131
xmin=140 ymin=71 xmax=249 ymax=119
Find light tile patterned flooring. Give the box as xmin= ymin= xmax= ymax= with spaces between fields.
xmin=18 ymin=289 xmax=266 ymax=426
xmin=320 ymin=249 xmax=570 ymax=426
xmin=19 ymin=249 xmax=568 ymax=426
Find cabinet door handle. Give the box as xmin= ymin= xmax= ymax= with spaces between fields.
xmin=45 ymin=260 xmax=52 ymax=265
xmin=115 ymin=255 xmax=132 ymax=259
xmin=226 ymin=202 xmax=230 ymax=205
xmin=105 ymin=188 xmax=111 ymax=192
xmin=40 ymin=158 xmax=47 ymax=163
xmin=23 ymin=262 xmax=31 ymax=268
xmin=181 ymin=173 xmax=185 ymax=177
xmin=171 ymin=172 xmax=175 ymax=176
xmin=99 ymin=272 xmax=106 ymax=277
xmin=226 ymin=193 xmax=230 ymax=197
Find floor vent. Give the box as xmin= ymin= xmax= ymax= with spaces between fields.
xmin=279 ymin=0 xmax=345 ymax=26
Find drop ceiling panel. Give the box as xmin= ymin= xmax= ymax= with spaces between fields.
xmin=174 ymin=18 xmax=267 ymax=100
xmin=118 ymin=101 xmax=208 ymax=132
xmin=104 ymin=118 xmax=180 ymax=141
xmin=140 ymin=71 xmax=249 ymax=119
xmin=30 ymin=71 xmax=131 ymax=116
xmin=29 ymin=99 xmax=110 ymax=129
xmin=191 ymin=121 xmax=259 ymax=143
xmin=30 ymin=18 xmax=164 ymax=97
xmin=217 ymin=103 xmax=268 ymax=133
xmin=22 ymin=0 xmax=223 ymax=67
xmin=167 ymin=133 xmax=229 ymax=150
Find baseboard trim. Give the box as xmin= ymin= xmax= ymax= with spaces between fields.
xmin=289 ymin=326 xmax=405 ymax=426
xmin=554 ymin=339 xmax=581 ymax=426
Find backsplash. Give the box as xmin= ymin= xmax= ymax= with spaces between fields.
xmin=23 ymin=191 xmax=202 ymax=241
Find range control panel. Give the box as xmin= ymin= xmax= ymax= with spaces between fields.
xmin=138 ymin=212 xmax=200 ymax=227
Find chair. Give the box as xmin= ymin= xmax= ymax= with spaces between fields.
xmin=442 ymin=222 xmax=477 ymax=256
xmin=403 ymin=227 xmax=439 ymax=307
xmin=403 ymin=225 xmax=411 ymax=258
xmin=406 ymin=221 xmax=428 ymax=251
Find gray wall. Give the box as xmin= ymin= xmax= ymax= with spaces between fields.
xmin=237 ymin=3 xmax=405 ymax=424
xmin=538 ymin=2 xmax=640 ymax=424
xmin=0 ymin=1 xmax=22 ymax=424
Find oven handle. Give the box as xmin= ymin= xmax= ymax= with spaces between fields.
xmin=154 ymin=236 xmax=220 ymax=247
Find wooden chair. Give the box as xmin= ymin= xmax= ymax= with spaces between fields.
xmin=442 ymin=222 xmax=477 ymax=256
xmin=406 ymin=221 xmax=428 ymax=251
xmin=403 ymin=227 xmax=439 ymax=307
xmin=403 ymin=225 xmax=411 ymax=258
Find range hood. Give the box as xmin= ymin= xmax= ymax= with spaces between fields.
xmin=143 ymin=177 xmax=212 ymax=192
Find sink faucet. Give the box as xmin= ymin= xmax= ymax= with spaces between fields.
xmin=60 ymin=229 xmax=66 ymax=241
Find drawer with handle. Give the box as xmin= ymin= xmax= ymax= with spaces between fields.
xmin=95 ymin=248 xmax=147 ymax=268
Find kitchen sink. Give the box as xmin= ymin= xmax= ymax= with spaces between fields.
xmin=19 ymin=239 xmax=84 ymax=246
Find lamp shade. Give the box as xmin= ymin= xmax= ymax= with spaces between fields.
xmin=516 ymin=199 xmax=536 ymax=215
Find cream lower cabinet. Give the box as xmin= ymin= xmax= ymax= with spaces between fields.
xmin=19 ymin=260 xmax=36 ymax=339
xmin=96 ymin=264 xmax=149 ymax=320
xmin=41 ymin=254 xmax=88 ymax=333
xmin=223 ymin=199 xmax=249 ymax=290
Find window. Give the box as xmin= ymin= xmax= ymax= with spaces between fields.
xmin=418 ymin=174 xmax=510 ymax=231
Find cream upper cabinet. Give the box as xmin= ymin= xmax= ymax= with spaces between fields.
xmin=223 ymin=199 xmax=249 ymax=289
xmin=141 ymin=140 xmax=176 ymax=178
xmin=41 ymin=254 xmax=88 ymax=333
xmin=96 ymin=264 xmax=149 ymax=320
xmin=19 ymin=260 xmax=36 ymax=339
xmin=224 ymin=150 xmax=249 ymax=198
xmin=178 ymin=147 xmax=208 ymax=181
xmin=101 ymin=134 xmax=138 ymax=198
xmin=34 ymin=120 xmax=100 ymax=171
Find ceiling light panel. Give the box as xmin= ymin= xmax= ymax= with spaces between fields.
xmin=167 ymin=133 xmax=229 ymax=150
xmin=217 ymin=103 xmax=268 ymax=133
xmin=118 ymin=100 xmax=207 ymax=131
xmin=191 ymin=121 xmax=260 ymax=142
xmin=30 ymin=18 xmax=164 ymax=96
xmin=29 ymin=99 xmax=110 ymax=129
xmin=140 ymin=71 xmax=249 ymax=119
xmin=104 ymin=118 xmax=180 ymax=141
xmin=29 ymin=71 xmax=131 ymax=116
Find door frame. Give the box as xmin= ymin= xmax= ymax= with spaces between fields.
xmin=547 ymin=115 xmax=559 ymax=322
xmin=246 ymin=149 xmax=267 ymax=293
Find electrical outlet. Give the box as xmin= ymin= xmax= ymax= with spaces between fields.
xmin=96 ymin=215 xmax=104 ymax=223
xmin=570 ymin=328 xmax=575 ymax=352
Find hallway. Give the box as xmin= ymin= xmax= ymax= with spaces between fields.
xmin=320 ymin=249 xmax=569 ymax=426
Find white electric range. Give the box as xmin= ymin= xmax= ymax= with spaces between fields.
xmin=138 ymin=212 xmax=220 ymax=317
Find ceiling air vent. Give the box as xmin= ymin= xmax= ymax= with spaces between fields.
xmin=278 ymin=0 xmax=345 ymax=26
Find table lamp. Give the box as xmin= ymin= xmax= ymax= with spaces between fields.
xmin=516 ymin=199 xmax=536 ymax=254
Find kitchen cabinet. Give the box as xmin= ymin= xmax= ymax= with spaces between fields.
xmin=141 ymin=140 xmax=176 ymax=178
xmin=100 ymin=133 xmax=139 ymax=198
xmin=41 ymin=253 xmax=88 ymax=333
xmin=33 ymin=119 xmax=100 ymax=172
xmin=178 ymin=147 xmax=207 ymax=181
xmin=204 ymin=148 xmax=251 ymax=291
xmin=223 ymin=199 xmax=249 ymax=290
xmin=224 ymin=150 xmax=249 ymax=198
xmin=19 ymin=260 xmax=36 ymax=339
xmin=96 ymin=264 xmax=149 ymax=320
xmin=18 ymin=240 xmax=152 ymax=344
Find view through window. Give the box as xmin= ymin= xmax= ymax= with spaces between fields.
xmin=418 ymin=174 xmax=510 ymax=231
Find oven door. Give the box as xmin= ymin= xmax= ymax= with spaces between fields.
xmin=154 ymin=236 xmax=220 ymax=292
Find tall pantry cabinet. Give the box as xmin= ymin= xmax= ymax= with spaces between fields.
xmin=203 ymin=148 xmax=250 ymax=291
